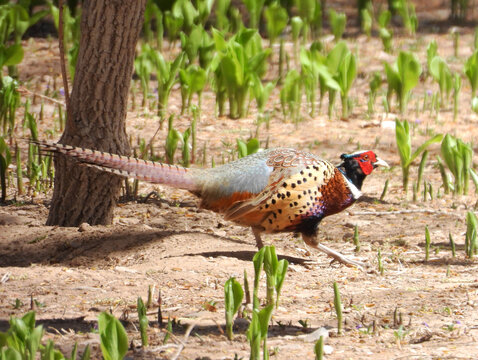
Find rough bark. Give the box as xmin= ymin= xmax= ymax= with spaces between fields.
xmin=47 ymin=0 xmax=146 ymax=226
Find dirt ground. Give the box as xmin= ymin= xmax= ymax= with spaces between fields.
xmin=2 ymin=5 xmax=478 ymax=360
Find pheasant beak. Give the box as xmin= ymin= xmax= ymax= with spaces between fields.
xmin=373 ymin=157 xmax=389 ymax=169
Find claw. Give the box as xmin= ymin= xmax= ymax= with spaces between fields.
xmin=315 ymin=243 xmax=367 ymax=271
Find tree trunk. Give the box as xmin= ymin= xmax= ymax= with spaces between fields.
xmin=47 ymin=0 xmax=146 ymax=226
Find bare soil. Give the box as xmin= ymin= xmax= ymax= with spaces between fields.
xmin=2 ymin=10 xmax=478 ymax=360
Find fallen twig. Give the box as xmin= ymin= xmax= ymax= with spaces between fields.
xmin=18 ymin=87 xmax=66 ymax=106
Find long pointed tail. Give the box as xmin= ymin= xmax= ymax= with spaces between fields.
xmin=36 ymin=141 xmax=199 ymax=191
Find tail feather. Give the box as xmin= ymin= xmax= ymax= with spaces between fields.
xmin=35 ymin=141 xmax=199 ymax=191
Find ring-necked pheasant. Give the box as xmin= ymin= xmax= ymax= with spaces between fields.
xmin=37 ymin=141 xmax=388 ymax=268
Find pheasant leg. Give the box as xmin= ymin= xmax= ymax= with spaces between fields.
xmin=251 ymin=227 xmax=264 ymax=249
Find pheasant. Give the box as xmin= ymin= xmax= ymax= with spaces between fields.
xmin=37 ymin=141 xmax=388 ymax=268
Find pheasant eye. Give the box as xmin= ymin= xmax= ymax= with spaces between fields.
xmin=362 ymin=154 xmax=369 ymax=161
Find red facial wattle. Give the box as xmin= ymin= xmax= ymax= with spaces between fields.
xmin=356 ymin=151 xmax=377 ymax=175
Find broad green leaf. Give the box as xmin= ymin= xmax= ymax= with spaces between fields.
xmin=224 ymin=277 xmax=244 ymax=315
xmin=395 ymin=119 xmax=411 ymax=166
xmin=264 ymin=2 xmax=288 ymax=43
xmin=257 ymin=304 xmax=274 ymax=339
xmin=408 ymin=134 xmax=443 ymax=166
xmin=2 ymin=44 xmax=24 ymax=66
xmin=465 ymin=50 xmax=478 ymax=94
xmin=1 ymin=348 xmax=22 ymax=360
xmin=246 ymin=138 xmax=260 ymax=155
xmin=237 ymin=139 xmax=247 ymax=158
xmin=291 ymin=16 xmax=303 ymax=40
xmin=98 ymin=312 xmax=128 ymax=360
xmin=397 ymin=51 xmax=422 ymax=96
xmin=378 ymin=10 xmax=391 ymax=27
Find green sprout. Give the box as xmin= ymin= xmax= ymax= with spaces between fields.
xmin=385 ymin=51 xmax=422 ymax=114
xmin=429 ymin=57 xmax=452 ymax=105
xmin=224 ymin=277 xmax=244 ymax=340
xmin=329 ymin=9 xmax=346 ymax=41
xmin=380 ymin=179 xmax=389 ymax=201
xmin=416 ymin=150 xmax=428 ymax=193
xmin=378 ymin=10 xmax=393 ymax=53
xmin=465 ymin=50 xmax=478 ymax=98
xmin=377 ymin=249 xmax=384 ymax=275
xmin=353 ymin=225 xmax=360 ymax=252
xmin=395 ymin=119 xmax=442 ymax=193
xmin=242 ymin=0 xmax=265 ymax=29
xmin=0 ymin=136 xmax=11 ymax=203
xmin=155 ymin=51 xmax=185 ymax=128
xmin=137 ymin=297 xmax=149 ymax=347
xmin=393 ymin=0 xmax=418 ymax=35
xmin=247 ymin=304 xmax=274 ymax=360
xmin=280 ymin=69 xmax=303 ymax=124
xmin=453 ymin=73 xmax=462 ymax=122
xmin=0 ymin=76 xmax=20 ymax=139
xmin=425 ymin=226 xmax=431 ymax=262
xmin=215 ymin=0 xmax=231 ymax=32
xmin=360 ymin=7 xmax=373 ymax=37
xmin=179 ymin=64 xmax=207 ymax=114
xmin=291 ymin=16 xmax=304 ymax=63
xmin=295 ymin=0 xmax=320 ymax=43
xmin=368 ymin=71 xmax=382 ymax=114
xmin=211 ymin=28 xmax=271 ymax=119
xmin=264 ymin=2 xmax=288 ymax=47
xmin=440 ymin=134 xmax=473 ymax=195
xmin=449 ymin=233 xmax=456 ymax=258
xmin=333 ymin=282 xmax=343 ymax=335
xmin=465 ymin=211 xmax=478 ymax=258
xmin=98 ymin=312 xmax=128 ymax=360
xmin=314 ymin=335 xmax=324 ymax=360
xmin=237 ymin=138 xmax=260 ymax=159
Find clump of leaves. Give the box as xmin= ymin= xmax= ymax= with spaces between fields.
xmin=464 ymin=50 xmax=478 ymax=99
xmin=280 ymin=69 xmax=303 ymax=124
xmin=329 ymin=9 xmax=346 ymax=41
xmin=385 ymin=51 xmax=422 ymax=114
xmin=247 ymin=246 xmax=288 ymax=359
xmin=429 ymin=56 xmax=452 ymax=106
xmin=264 ymin=1 xmax=288 ymax=47
xmin=0 ymin=311 xmax=91 ymax=359
xmin=378 ymin=10 xmax=393 ymax=53
xmin=179 ymin=64 xmax=207 ymax=114
xmin=465 ymin=211 xmax=478 ymax=258
xmin=295 ymin=0 xmax=322 ymax=43
xmin=395 ymin=119 xmax=442 ymax=193
xmin=242 ymin=0 xmax=265 ymax=29
xmin=393 ymin=0 xmax=418 ymax=35
xmin=0 ymin=76 xmax=20 ymax=139
xmin=440 ymin=134 xmax=474 ymax=195
xmin=211 ymin=28 xmax=271 ymax=119
xmin=368 ymin=72 xmax=382 ymax=114
xmin=237 ymin=138 xmax=260 ymax=158
xmin=0 ymin=136 xmax=11 ymax=203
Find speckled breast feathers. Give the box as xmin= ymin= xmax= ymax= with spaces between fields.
xmin=223 ymin=149 xmax=357 ymax=233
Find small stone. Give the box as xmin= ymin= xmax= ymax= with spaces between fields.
xmin=323 ymin=345 xmax=334 ymax=355
xmin=303 ymin=327 xmax=329 ymax=342
xmin=78 ymin=223 xmax=91 ymax=232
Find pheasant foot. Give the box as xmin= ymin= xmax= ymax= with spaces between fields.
xmin=314 ymin=243 xmax=366 ymax=270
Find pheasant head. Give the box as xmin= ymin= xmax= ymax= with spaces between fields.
xmin=338 ymin=150 xmax=389 ymax=190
